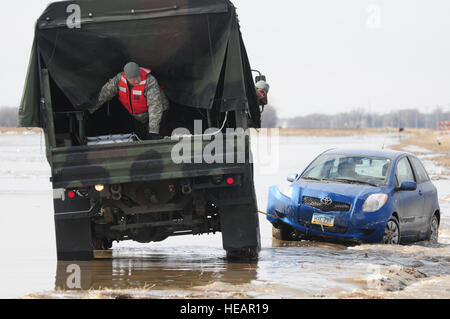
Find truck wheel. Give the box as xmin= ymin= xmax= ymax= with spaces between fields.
xmin=93 ymin=238 xmax=113 ymax=250
xmin=226 ymin=247 xmax=259 ymax=261
xmin=55 ymin=217 xmax=95 ymax=261
xmin=219 ymin=203 xmax=261 ymax=261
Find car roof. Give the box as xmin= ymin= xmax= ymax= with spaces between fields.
xmin=323 ymin=148 xmax=410 ymax=160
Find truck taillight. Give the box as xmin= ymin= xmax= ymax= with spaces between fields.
xmin=226 ymin=177 xmax=235 ymax=185
xmin=67 ymin=190 xmax=76 ymax=199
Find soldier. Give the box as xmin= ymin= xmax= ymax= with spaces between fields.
xmin=90 ymin=62 xmax=170 ymax=140
xmin=255 ymin=80 xmax=270 ymax=102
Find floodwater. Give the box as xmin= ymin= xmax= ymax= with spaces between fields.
xmin=0 ymin=130 xmax=449 ymax=299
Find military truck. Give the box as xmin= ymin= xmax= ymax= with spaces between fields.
xmin=19 ymin=0 xmax=265 ymax=260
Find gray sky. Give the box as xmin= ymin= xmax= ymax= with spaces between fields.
xmin=2 ymin=0 xmax=450 ymax=118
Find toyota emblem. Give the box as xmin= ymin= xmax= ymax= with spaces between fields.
xmin=321 ymin=197 xmax=333 ymax=206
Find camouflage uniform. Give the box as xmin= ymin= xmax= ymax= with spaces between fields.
xmin=91 ymin=73 xmax=170 ymax=134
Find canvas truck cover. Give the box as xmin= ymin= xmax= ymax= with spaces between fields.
xmin=18 ymin=0 xmax=261 ymax=128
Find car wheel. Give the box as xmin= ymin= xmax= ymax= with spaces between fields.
xmin=428 ymin=214 xmax=439 ymax=243
xmin=272 ymin=222 xmax=295 ymax=241
xmin=382 ymin=216 xmax=400 ymax=245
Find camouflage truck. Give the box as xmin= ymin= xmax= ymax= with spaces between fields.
xmin=19 ymin=0 xmax=266 ymax=260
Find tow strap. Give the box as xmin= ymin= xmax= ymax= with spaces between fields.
xmin=258 ymin=210 xmax=279 ymax=220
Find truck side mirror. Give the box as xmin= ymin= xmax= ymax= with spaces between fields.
xmin=255 ymin=75 xmax=266 ymax=83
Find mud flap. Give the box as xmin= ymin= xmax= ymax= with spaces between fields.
xmin=219 ymin=203 xmax=261 ymax=260
xmin=55 ymin=217 xmax=94 ymax=261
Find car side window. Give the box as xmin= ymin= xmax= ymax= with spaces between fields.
xmin=410 ymin=156 xmax=430 ymax=183
xmin=395 ymin=157 xmax=415 ymax=186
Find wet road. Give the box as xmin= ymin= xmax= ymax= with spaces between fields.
xmin=0 ymin=131 xmax=449 ymax=298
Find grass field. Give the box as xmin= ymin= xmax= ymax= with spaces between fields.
xmin=390 ymin=129 xmax=450 ymax=169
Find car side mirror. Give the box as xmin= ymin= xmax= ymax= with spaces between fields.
xmin=398 ymin=181 xmax=417 ymax=191
xmin=287 ymin=174 xmax=298 ymax=183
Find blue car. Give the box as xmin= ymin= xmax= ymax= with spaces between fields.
xmin=267 ymin=149 xmax=440 ymax=244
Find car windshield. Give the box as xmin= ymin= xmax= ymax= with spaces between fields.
xmin=300 ymin=154 xmax=392 ymax=186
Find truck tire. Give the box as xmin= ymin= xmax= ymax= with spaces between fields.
xmin=55 ymin=217 xmax=95 ymax=261
xmin=219 ymin=203 xmax=261 ymax=261
xmin=93 ymin=238 xmax=113 ymax=250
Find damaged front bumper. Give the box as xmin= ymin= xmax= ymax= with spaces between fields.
xmin=267 ymin=186 xmax=389 ymax=244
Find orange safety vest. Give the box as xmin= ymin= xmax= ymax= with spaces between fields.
xmin=118 ymin=67 xmax=151 ymax=114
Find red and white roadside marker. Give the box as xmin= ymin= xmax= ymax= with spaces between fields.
xmin=437 ymin=121 xmax=449 ymax=136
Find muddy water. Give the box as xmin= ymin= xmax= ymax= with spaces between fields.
xmin=0 ymin=131 xmax=449 ymax=298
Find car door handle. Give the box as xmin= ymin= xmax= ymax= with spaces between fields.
xmin=418 ymin=190 xmax=423 ymax=196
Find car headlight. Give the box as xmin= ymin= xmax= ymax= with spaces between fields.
xmin=279 ymin=185 xmax=293 ymax=199
xmin=363 ymin=193 xmax=388 ymax=212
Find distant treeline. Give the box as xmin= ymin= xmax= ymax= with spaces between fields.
xmin=279 ymin=108 xmax=450 ymax=130
xmin=0 ymin=106 xmax=18 ymax=127
xmin=1 ymin=104 xmax=449 ymax=130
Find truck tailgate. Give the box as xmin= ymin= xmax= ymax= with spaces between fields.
xmin=51 ymin=137 xmax=249 ymax=188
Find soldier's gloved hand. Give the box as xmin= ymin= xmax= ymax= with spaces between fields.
xmin=147 ymin=133 xmax=163 ymax=140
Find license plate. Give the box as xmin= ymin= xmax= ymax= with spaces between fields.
xmin=312 ymin=213 xmax=335 ymax=227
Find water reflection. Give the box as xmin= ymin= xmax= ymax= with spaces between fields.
xmin=55 ymin=252 xmax=258 ymax=292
